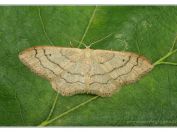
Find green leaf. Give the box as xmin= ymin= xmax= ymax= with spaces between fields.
xmin=0 ymin=6 xmax=177 ymax=126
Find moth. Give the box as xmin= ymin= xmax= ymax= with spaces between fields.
xmin=19 ymin=45 xmax=153 ymax=97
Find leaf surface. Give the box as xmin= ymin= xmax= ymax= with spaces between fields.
xmin=0 ymin=6 xmax=177 ymax=126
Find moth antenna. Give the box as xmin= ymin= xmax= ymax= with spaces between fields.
xmin=69 ymin=41 xmax=74 ymax=48
xmin=71 ymin=39 xmax=88 ymax=48
xmin=88 ymin=33 xmax=113 ymax=48
xmin=63 ymin=33 xmax=88 ymax=48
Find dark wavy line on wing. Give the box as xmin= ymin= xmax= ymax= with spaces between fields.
xmin=60 ymin=49 xmax=76 ymax=63
xmin=90 ymin=56 xmax=131 ymax=77
xmin=34 ymin=48 xmax=57 ymax=76
xmin=43 ymin=49 xmax=84 ymax=77
xmin=99 ymin=52 xmax=115 ymax=64
xmin=89 ymin=56 xmax=140 ymax=85
xmin=59 ymin=74 xmax=85 ymax=84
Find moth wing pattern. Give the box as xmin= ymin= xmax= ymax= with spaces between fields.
xmin=89 ymin=50 xmax=153 ymax=96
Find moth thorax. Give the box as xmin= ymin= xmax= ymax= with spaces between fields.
xmin=85 ymin=50 xmax=91 ymax=58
